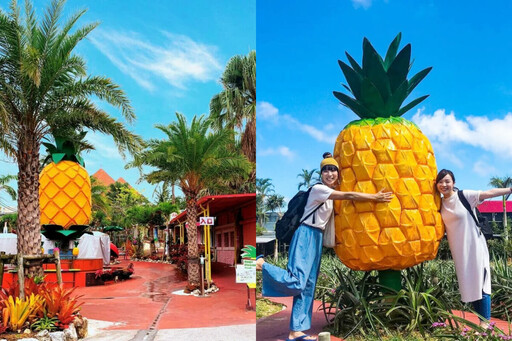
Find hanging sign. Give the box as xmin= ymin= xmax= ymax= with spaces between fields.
xmin=199 ymin=217 xmax=214 ymax=225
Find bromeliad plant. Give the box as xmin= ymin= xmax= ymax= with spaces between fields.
xmin=31 ymin=315 xmax=59 ymax=332
xmin=2 ymin=294 xmax=44 ymax=331
xmin=39 ymin=286 xmax=83 ymax=329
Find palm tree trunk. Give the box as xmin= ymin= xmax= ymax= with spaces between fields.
xmin=16 ymin=136 xmax=43 ymax=277
xmin=171 ymin=184 xmax=175 ymax=204
xmin=503 ymin=196 xmax=508 ymax=241
xmin=185 ymin=196 xmax=201 ymax=289
xmin=241 ymin=118 xmax=256 ymax=163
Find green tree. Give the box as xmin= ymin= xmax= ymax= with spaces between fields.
xmin=0 ymin=0 xmax=142 ymax=270
xmin=129 ymin=113 xmax=252 ymax=288
xmin=266 ymin=194 xmax=285 ymax=215
xmin=256 ymin=178 xmax=274 ymax=227
xmin=210 ymin=51 xmax=256 ymax=163
xmin=489 ymin=176 xmax=512 ymax=240
xmin=107 ymin=182 xmax=148 ymax=226
xmin=297 ymin=168 xmax=318 ymax=190
xmin=0 ymin=174 xmax=17 ymax=201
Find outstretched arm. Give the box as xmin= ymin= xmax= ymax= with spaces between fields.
xmin=328 ymin=188 xmax=393 ymax=202
xmin=480 ymin=187 xmax=512 ymax=201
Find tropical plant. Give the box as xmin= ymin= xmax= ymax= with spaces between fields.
xmin=0 ymin=174 xmax=17 ymax=201
xmin=489 ymin=176 xmax=512 ymax=241
xmin=90 ymin=176 xmax=109 ymax=216
xmin=31 ymin=314 xmax=59 ymax=332
xmin=265 ymin=194 xmax=285 ymax=216
xmin=39 ymin=286 xmax=83 ymax=329
xmin=0 ymin=0 xmax=142 ymax=274
xmin=256 ymin=178 xmax=274 ymax=226
xmin=210 ymin=51 xmax=256 ymax=164
xmin=128 ymin=113 xmax=252 ymax=288
xmin=2 ymin=294 xmax=44 ymax=331
xmin=332 ymin=32 xmax=443 ymax=271
xmin=297 ymin=169 xmax=318 ymax=190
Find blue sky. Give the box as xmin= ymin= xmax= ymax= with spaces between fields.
xmin=257 ymin=0 xmax=512 ymax=205
xmin=0 ymin=0 xmax=255 ymax=209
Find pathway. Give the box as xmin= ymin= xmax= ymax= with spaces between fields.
xmin=74 ymin=259 xmax=255 ymax=341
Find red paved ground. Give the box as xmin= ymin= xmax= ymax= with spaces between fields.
xmin=74 ymin=259 xmax=255 ymax=330
xmin=257 ymin=297 xmax=343 ymax=341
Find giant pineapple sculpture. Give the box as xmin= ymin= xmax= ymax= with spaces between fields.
xmin=333 ymin=33 xmax=444 ymax=271
xmin=39 ymin=137 xmax=91 ymax=229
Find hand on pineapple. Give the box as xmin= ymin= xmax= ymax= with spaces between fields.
xmin=374 ymin=188 xmax=393 ymax=202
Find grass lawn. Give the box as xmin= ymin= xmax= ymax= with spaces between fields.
xmin=256 ymin=298 xmax=284 ymax=319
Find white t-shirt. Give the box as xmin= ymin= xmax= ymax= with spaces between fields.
xmin=300 ymin=184 xmax=334 ymax=231
xmin=440 ymin=189 xmax=491 ymax=302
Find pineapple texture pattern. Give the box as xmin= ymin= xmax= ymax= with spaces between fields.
xmin=333 ymin=118 xmax=444 ymax=271
xmin=39 ymin=161 xmax=92 ymax=228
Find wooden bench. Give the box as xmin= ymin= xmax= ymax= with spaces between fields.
xmin=246 ymin=282 xmax=256 ymax=311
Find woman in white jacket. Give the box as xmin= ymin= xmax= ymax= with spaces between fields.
xmin=436 ymin=169 xmax=512 ymax=326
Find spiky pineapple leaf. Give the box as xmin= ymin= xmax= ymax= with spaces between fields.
xmin=51 ymin=153 xmax=66 ymax=164
xmin=384 ymin=80 xmax=409 ymax=115
xmin=342 ymin=84 xmax=353 ymax=94
xmin=407 ymin=67 xmax=432 ymax=95
xmin=333 ymin=91 xmax=374 ymax=119
xmin=338 ymin=60 xmax=362 ymax=99
xmin=362 ymin=40 xmax=391 ymax=102
xmin=384 ymin=33 xmax=402 ymax=71
xmin=387 ymin=44 xmax=411 ymax=92
xmin=397 ymin=95 xmax=429 ymax=116
xmin=345 ymin=52 xmax=363 ymax=75
xmin=360 ymin=78 xmax=386 ymax=114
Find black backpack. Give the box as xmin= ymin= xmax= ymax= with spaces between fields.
xmin=275 ymin=184 xmax=323 ymax=244
xmin=457 ymin=190 xmax=493 ymax=240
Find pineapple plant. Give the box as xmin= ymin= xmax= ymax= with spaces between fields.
xmin=39 ymin=137 xmax=91 ymax=229
xmin=332 ymin=33 xmax=444 ymax=271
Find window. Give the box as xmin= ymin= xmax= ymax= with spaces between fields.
xmin=217 ymin=234 xmax=222 ymax=247
xmin=224 ymin=232 xmax=229 ymax=247
xmin=230 ymin=231 xmax=235 ymax=247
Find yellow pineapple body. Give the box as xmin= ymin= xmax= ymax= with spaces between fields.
xmin=39 ymin=161 xmax=91 ymax=228
xmin=333 ymin=118 xmax=444 ymax=271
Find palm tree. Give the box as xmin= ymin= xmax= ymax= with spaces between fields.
xmin=297 ymin=169 xmax=318 ymax=190
xmin=489 ymin=176 xmax=512 ymax=240
xmin=210 ymin=51 xmax=256 ymax=163
xmin=266 ymin=194 xmax=285 ymax=217
xmin=256 ymin=178 xmax=274 ymax=226
xmin=0 ymin=0 xmax=142 ymax=271
xmin=129 ymin=113 xmax=252 ymax=289
xmin=0 ymin=174 xmax=17 ymax=202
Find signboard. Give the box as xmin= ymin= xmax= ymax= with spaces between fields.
xmin=236 ymin=264 xmax=256 ymax=283
xmin=199 ymin=216 xmax=214 ymax=225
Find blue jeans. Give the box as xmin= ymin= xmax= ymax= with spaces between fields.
xmin=261 ymin=224 xmax=323 ymax=331
xmin=472 ymin=292 xmax=491 ymax=321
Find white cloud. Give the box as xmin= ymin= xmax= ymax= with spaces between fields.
xmin=258 ymin=146 xmax=296 ymax=160
xmin=89 ymin=30 xmax=222 ymax=92
xmin=84 ymin=132 xmax=124 ymax=163
xmin=352 ymin=0 xmax=372 ymax=9
xmin=257 ymin=101 xmax=337 ymax=144
xmin=473 ymin=160 xmax=497 ymax=177
xmin=411 ymin=108 xmax=512 ymax=159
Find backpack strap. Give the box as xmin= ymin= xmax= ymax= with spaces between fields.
xmin=457 ymin=190 xmax=482 ymax=236
xmin=300 ymin=184 xmax=324 ymax=225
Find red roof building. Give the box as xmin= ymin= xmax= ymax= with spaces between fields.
xmin=478 ymin=201 xmax=512 ymax=213
xmin=169 ymin=193 xmax=256 ymax=282
xmin=91 ymin=169 xmax=116 ymax=187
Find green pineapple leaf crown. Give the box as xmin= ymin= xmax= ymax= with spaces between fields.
xmin=42 ymin=134 xmax=86 ymax=167
xmin=333 ymin=32 xmax=432 ymax=119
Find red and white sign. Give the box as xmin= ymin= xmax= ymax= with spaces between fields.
xmin=199 ymin=217 xmax=214 ymax=225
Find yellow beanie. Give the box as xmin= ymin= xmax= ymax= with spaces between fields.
xmin=320 ymin=157 xmax=339 ymax=170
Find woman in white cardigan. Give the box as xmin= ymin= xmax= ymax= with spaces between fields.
xmin=436 ymin=169 xmax=512 ymax=326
